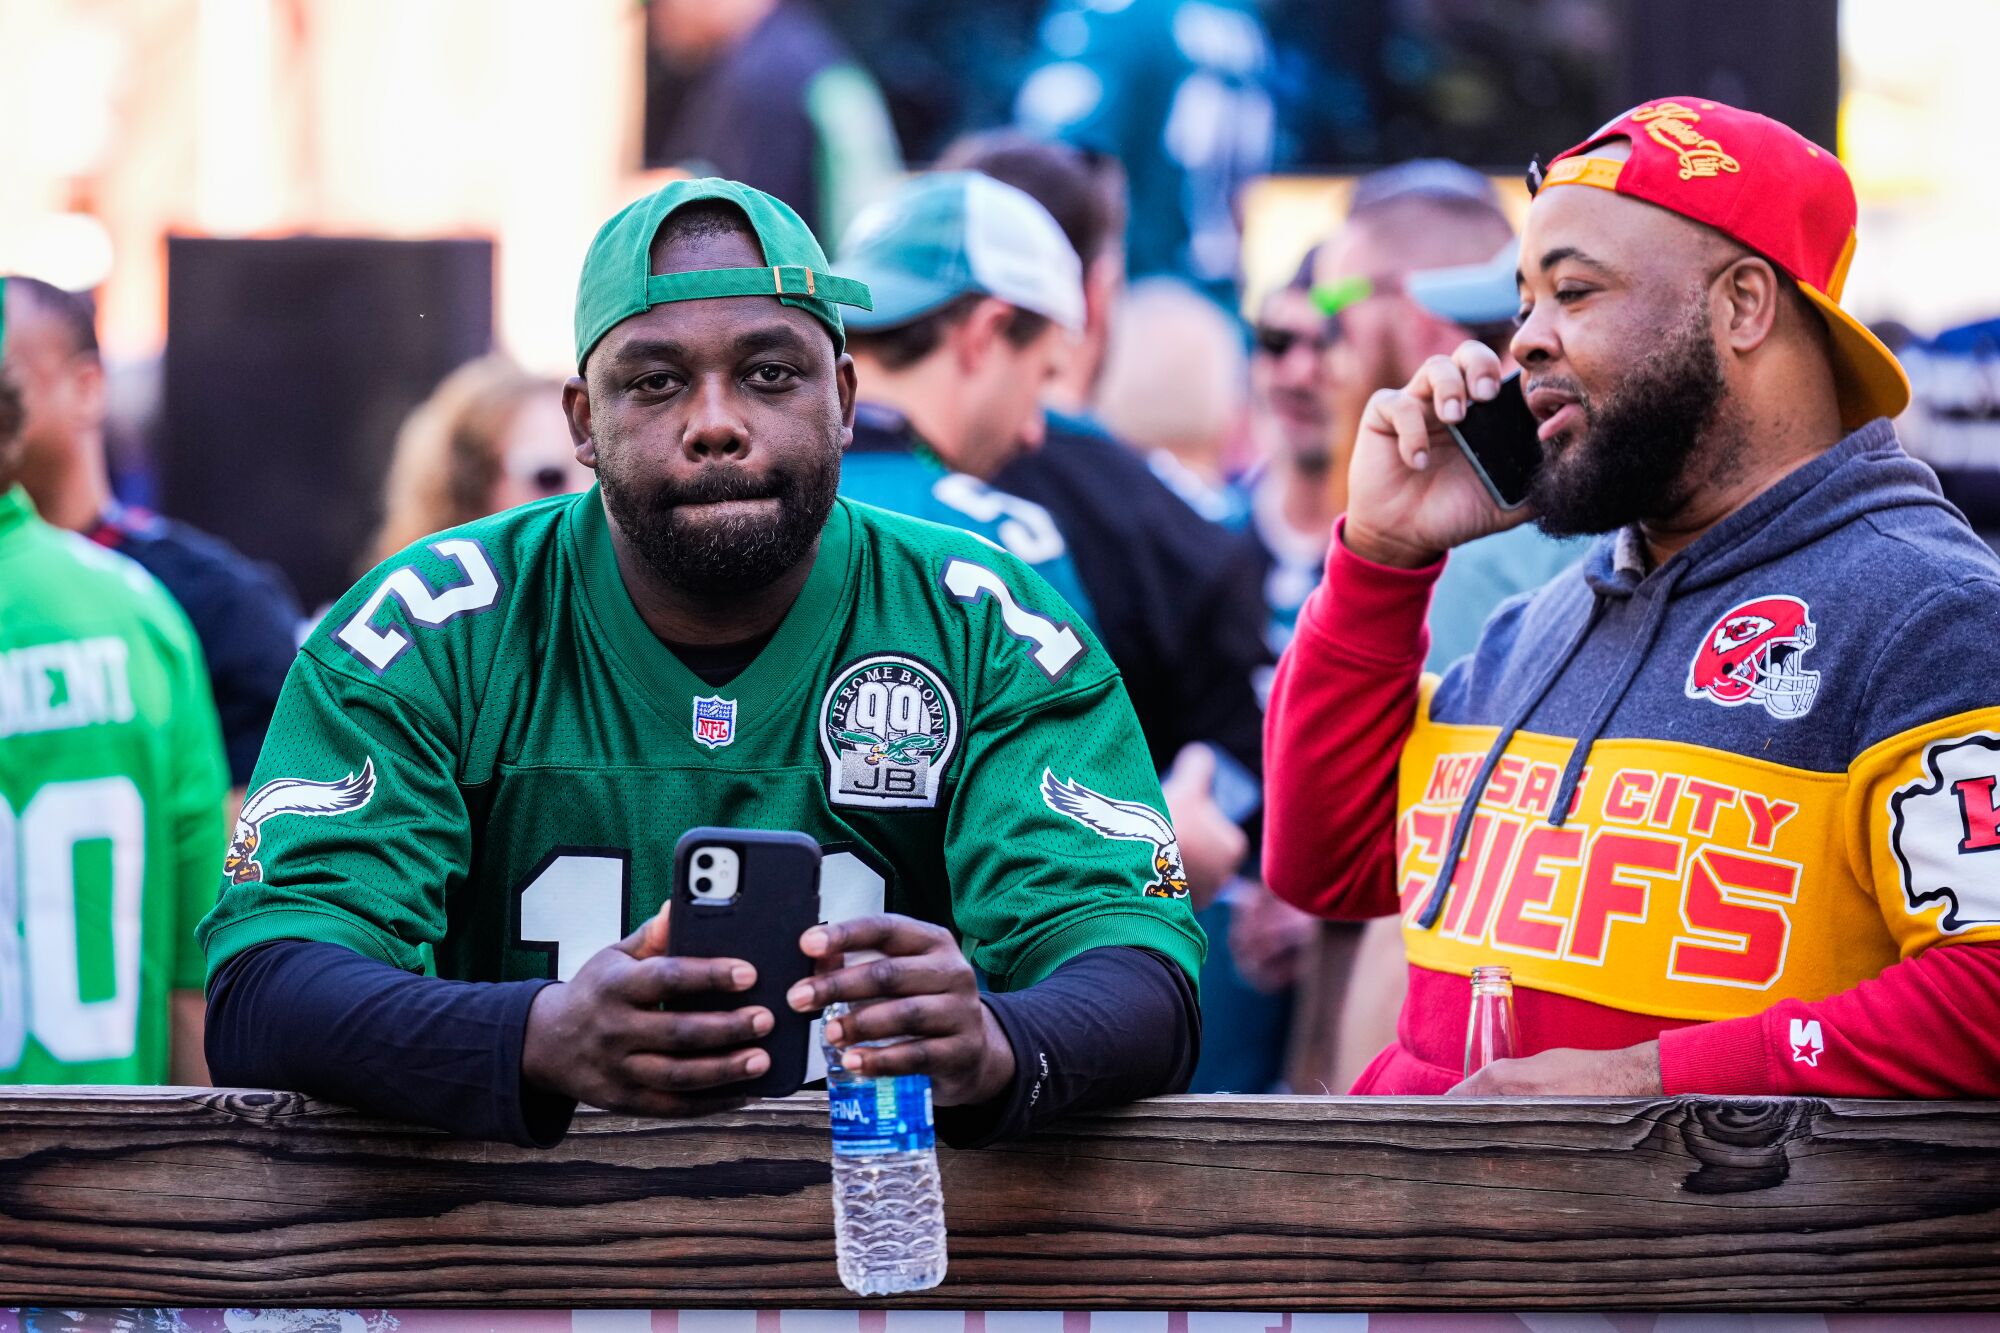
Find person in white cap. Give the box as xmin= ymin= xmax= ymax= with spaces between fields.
xmin=834 ymin=171 xmax=1098 ymax=628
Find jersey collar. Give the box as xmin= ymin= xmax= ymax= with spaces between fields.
xmin=851 ymin=401 xmax=945 ymax=469
xmin=568 ymin=485 xmax=855 ymax=743
xmin=0 ymin=485 xmax=36 ymax=544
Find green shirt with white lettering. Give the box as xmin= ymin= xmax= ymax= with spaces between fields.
xmin=199 ymin=490 xmax=1203 ymax=1020
xmin=0 ymin=484 xmax=228 ymax=1083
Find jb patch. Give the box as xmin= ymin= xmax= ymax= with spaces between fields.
xmin=819 ymin=654 xmax=960 ymax=809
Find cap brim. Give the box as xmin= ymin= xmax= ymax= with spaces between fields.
xmin=837 ymin=268 xmax=973 ymax=333
xmin=1405 ymin=241 xmax=1522 ymax=326
xmin=1800 ymin=283 xmax=1912 ymax=430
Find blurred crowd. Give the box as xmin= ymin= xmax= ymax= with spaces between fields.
xmin=0 ymin=0 xmax=1989 ymax=1097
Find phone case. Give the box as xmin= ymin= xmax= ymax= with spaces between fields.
xmin=1446 ymin=371 xmax=1541 ymax=511
xmin=668 ymin=827 xmax=822 ymax=1099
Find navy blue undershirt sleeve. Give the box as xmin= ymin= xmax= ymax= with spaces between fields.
xmin=208 ymin=940 xmax=1194 ymax=1149
xmin=936 ymin=946 xmax=1202 ymax=1149
xmin=206 ymin=941 xmax=574 ymax=1147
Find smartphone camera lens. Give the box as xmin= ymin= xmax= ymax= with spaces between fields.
xmin=695 ymin=877 xmax=714 ymax=894
xmin=696 ymin=853 xmax=713 ymax=870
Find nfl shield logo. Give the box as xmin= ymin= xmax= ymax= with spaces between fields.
xmin=692 ymin=695 xmax=738 ymax=750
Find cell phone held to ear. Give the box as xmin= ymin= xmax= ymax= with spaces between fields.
xmin=667 ymin=827 xmax=822 ymax=1099
xmin=1446 ymin=370 xmax=1543 ymax=511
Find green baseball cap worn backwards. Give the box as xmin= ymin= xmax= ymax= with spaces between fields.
xmin=573 ymin=178 xmax=873 ymax=370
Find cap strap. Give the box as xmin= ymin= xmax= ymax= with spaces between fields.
xmin=1544 ymin=155 xmax=1625 ymax=192
xmin=644 ymin=266 xmax=873 ymax=311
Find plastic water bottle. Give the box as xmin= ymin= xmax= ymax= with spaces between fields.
xmin=823 ymin=1001 xmax=949 ymax=1295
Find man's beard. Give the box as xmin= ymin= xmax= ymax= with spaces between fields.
xmin=598 ymin=436 xmax=841 ymax=598
xmin=1526 ymin=296 xmax=1732 ymax=538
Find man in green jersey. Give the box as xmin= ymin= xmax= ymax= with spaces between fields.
xmin=200 ymin=180 xmax=1204 ymax=1146
xmin=832 ymin=171 xmax=1100 ymax=630
xmin=0 ymin=278 xmax=229 ymax=1085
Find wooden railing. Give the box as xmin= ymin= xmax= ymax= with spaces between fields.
xmin=2 ymin=1088 xmax=1998 ymax=1309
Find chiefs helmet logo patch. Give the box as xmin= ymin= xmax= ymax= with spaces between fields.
xmin=1686 ymin=595 xmax=1820 ymax=720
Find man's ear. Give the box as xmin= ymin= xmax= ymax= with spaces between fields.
xmin=562 ymin=376 xmax=598 ymax=469
xmin=1083 ymin=256 xmax=1121 ymax=343
xmin=953 ymin=298 xmax=1010 ymax=374
xmin=1717 ymin=255 xmax=1783 ymax=356
xmin=834 ymin=352 xmax=858 ymax=452
xmin=71 ymin=355 xmax=107 ymax=430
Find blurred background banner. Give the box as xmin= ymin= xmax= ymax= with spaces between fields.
xmin=2 ymin=0 xmax=1995 ymax=646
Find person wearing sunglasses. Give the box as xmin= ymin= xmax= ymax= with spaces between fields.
xmin=368 ymin=354 xmax=594 ymax=567
xmin=1254 ymin=163 xmax=1583 ymax=1097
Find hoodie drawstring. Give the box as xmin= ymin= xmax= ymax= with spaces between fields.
xmin=1546 ymin=564 xmax=1687 ymax=829
xmin=1415 ymin=563 xmax=1690 ymax=930
xmin=1414 ymin=601 xmax=1600 ymax=929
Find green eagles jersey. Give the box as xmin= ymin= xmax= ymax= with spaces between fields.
xmin=842 ymin=406 xmax=1099 ymax=633
xmin=0 ymin=485 xmax=228 ymax=1083
xmin=199 ymin=490 xmax=1204 ymax=1036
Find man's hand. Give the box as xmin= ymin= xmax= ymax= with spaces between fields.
xmin=1447 ymin=1040 xmax=1664 ymax=1097
xmin=1227 ymin=882 xmax=1318 ymax=993
xmin=1344 ymin=339 xmax=1531 ymax=569
xmin=521 ymin=907 xmax=774 ymax=1118
xmin=1160 ymin=743 xmax=1250 ymax=910
xmin=789 ymin=914 xmax=1015 ymax=1108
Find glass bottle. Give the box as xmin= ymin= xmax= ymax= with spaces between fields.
xmin=1463 ymin=965 xmax=1519 ymax=1077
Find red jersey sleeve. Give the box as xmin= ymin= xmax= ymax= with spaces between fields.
xmin=1262 ymin=519 xmax=1443 ymax=920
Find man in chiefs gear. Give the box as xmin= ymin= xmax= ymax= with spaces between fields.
xmin=1263 ymin=97 xmax=2000 ymax=1098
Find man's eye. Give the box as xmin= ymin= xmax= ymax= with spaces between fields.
xmin=748 ymin=363 xmax=798 ymax=386
xmin=634 ymin=372 xmax=678 ymax=393
xmin=1554 ymin=286 xmax=1592 ymax=304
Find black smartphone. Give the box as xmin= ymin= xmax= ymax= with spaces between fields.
xmin=668 ymin=827 xmax=822 ymax=1099
xmin=1446 ymin=371 xmax=1542 ymax=511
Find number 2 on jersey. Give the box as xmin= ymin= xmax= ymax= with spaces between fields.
xmin=336 ymin=538 xmax=502 ymax=672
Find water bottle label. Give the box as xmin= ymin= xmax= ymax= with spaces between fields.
xmin=828 ymin=1075 xmax=935 ymax=1156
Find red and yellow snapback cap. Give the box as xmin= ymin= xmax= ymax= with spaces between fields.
xmin=1544 ymin=97 xmax=1910 ymax=430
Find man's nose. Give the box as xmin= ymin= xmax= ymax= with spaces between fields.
xmin=1510 ymin=301 xmax=1558 ymax=369
xmin=1280 ymin=338 xmax=1322 ymax=382
xmin=682 ymin=377 xmax=751 ymax=459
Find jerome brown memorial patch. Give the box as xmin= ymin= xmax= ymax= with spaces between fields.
xmin=819 ymin=654 xmax=959 ymax=809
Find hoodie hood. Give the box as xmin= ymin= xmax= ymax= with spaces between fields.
xmin=1580 ymin=418 xmax=1948 ymax=600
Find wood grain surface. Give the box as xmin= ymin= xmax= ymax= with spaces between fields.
xmin=0 ymin=1088 xmax=1996 ymax=1309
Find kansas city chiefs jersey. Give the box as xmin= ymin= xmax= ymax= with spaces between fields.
xmin=198 ymin=489 xmax=1204 ymax=1008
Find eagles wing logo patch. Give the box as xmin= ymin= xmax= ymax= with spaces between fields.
xmin=1040 ymin=769 xmax=1189 ymax=899
xmin=225 ymin=758 xmax=378 ymax=885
